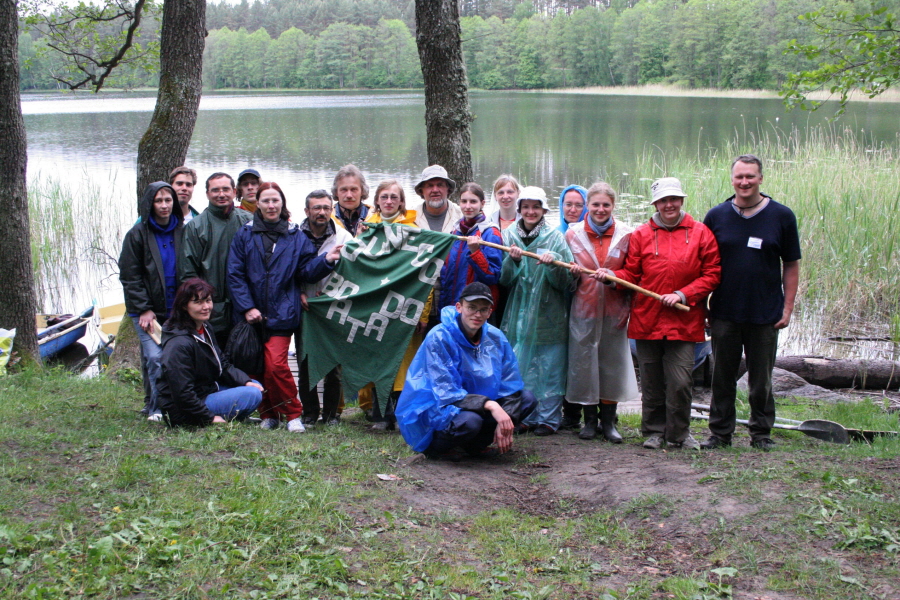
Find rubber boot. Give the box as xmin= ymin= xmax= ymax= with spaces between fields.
xmin=599 ymin=402 xmax=623 ymax=444
xmin=559 ymin=401 xmax=582 ymax=430
xmin=579 ymin=405 xmax=598 ymax=440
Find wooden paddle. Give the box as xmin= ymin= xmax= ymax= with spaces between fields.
xmin=462 ymin=237 xmax=691 ymax=312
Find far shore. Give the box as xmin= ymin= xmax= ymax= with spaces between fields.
xmin=20 ymin=84 xmax=900 ymax=104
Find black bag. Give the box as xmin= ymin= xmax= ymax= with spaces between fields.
xmin=225 ymin=321 xmax=264 ymax=375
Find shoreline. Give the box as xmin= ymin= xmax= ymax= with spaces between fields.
xmin=20 ymin=85 xmax=900 ymax=104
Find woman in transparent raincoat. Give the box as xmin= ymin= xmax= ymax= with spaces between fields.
xmin=500 ymin=186 xmax=576 ymax=436
xmin=565 ymin=182 xmax=640 ymax=442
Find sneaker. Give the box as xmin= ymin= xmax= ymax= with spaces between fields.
xmin=371 ymin=421 xmax=396 ymax=431
xmin=301 ymin=416 xmax=318 ymax=426
xmin=259 ymin=418 xmax=280 ymax=430
xmin=642 ymin=433 xmax=664 ymax=449
xmin=679 ymin=434 xmax=701 ymax=450
xmin=147 ymin=413 xmax=163 ymax=423
xmin=750 ymin=438 xmax=776 ymax=451
xmin=513 ymin=423 xmax=531 ymax=435
xmin=325 ymin=417 xmax=341 ymax=426
xmin=286 ymin=418 xmax=306 ymax=433
xmin=699 ymin=436 xmax=732 ymax=450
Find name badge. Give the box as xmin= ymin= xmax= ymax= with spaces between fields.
xmin=747 ymin=237 xmax=763 ymax=249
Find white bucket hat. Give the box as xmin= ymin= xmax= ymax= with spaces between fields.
xmin=649 ymin=177 xmax=687 ymax=205
xmin=516 ymin=186 xmax=550 ymax=212
xmin=413 ymin=165 xmax=457 ymax=197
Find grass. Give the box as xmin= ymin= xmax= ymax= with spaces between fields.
xmin=542 ymin=84 xmax=900 ymax=103
xmin=2 ymin=368 xmax=899 ymax=598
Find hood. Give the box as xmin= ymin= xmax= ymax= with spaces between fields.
xmin=139 ymin=181 xmax=183 ymax=227
xmin=440 ymin=304 xmax=482 ymax=350
xmin=557 ymin=185 xmax=588 ymax=233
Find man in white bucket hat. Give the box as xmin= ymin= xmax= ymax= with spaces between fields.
xmin=412 ymin=165 xmax=463 ymax=234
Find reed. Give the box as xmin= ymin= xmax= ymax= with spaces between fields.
xmin=613 ymin=123 xmax=900 ymax=342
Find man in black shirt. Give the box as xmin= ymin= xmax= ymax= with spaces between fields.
xmin=700 ymin=155 xmax=802 ymax=451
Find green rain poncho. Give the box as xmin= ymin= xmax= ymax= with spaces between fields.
xmin=500 ymin=220 xmax=575 ymax=429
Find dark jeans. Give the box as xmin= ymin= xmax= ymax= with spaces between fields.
xmin=635 ymin=339 xmax=694 ymax=444
xmin=426 ymin=390 xmax=537 ymax=455
xmin=709 ymin=319 xmax=777 ymax=441
xmin=298 ymin=358 xmax=342 ymax=422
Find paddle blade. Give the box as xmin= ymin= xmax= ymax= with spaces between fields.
xmin=798 ymin=420 xmax=850 ymax=444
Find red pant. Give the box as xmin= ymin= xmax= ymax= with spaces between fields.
xmin=258 ymin=335 xmax=303 ymax=421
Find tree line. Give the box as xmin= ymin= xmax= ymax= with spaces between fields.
xmin=18 ymin=0 xmax=892 ymax=92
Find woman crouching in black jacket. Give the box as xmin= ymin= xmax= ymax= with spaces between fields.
xmin=157 ymin=278 xmax=263 ymax=426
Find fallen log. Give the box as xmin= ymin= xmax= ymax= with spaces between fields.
xmin=774 ymin=356 xmax=900 ymax=391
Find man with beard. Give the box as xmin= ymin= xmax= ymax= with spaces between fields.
xmin=297 ymin=189 xmax=353 ymax=426
xmin=412 ymin=165 xmax=462 ymax=234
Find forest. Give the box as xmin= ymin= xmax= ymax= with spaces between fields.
xmin=16 ymin=0 xmax=889 ymax=92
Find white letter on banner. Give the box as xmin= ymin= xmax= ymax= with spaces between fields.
xmin=320 ymin=272 xmax=344 ymax=297
xmin=326 ymin=300 xmax=352 ymax=324
xmin=418 ymin=258 xmax=444 ymax=285
xmin=399 ymin=298 xmax=424 ymax=325
xmin=364 ymin=312 xmax=389 ymax=341
xmin=341 ymin=240 xmax=363 ymax=262
xmin=345 ymin=316 xmax=366 ymax=343
xmin=380 ymin=291 xmax=405 ymax=318
xmin=410 ymin=243 xmax=435 ymax=267
xmin=384 ymin=225 xmax=407 ymax=250
xmin=401 ymin=232 xmax=420 ymax=253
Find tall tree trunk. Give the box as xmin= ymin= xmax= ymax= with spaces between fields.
xmin=0 ymin=0 xmax=40 ymax=363
xmin=136 ymin=0 xmax=206 ymax=201
xmin=414 ymin=0 xmax=473 ymax=190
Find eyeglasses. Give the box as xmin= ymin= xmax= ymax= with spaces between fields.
xmin=379 ymin=194 xmax=401 ymax=201
xmin=563 ymin=203 xmax=584 ymax=210
xmin=309 ymin=204 xmax=332 ymax=212
xmin=463 ymin=305 xmax=492 ymax=316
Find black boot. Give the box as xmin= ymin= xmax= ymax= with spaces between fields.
xmin=579 ymin=405 xmax=598 ymax=440
xmin=599 ymin=402 xmax=623 ymax=444
xmin=560 ymin=401 xmax=582 ymax=430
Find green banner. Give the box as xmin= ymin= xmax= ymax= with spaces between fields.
xmin=302 ymin=223 xmax=457 ymax=406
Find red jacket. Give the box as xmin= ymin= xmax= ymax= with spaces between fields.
xmin=613 ymin=213 xmax=720 ymax=342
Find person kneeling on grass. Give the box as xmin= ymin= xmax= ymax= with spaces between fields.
xmin=395 ymin=282 xmax=537 ymax=461
xmin=157 ymin=278 xmax=264 ymax=427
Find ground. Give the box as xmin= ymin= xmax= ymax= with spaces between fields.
xmin=0 ymin=370 xmax=898 ymax=599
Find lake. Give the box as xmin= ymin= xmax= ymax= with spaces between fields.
xmin=22 ymin=90 xmax=900 ymax=357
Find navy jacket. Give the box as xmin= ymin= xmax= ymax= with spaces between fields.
xmin=227 ymin=216 xmax=334 ymax=332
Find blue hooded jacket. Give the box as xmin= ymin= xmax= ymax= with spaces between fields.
xmin=557 ymin=185 xmax=588 ymax=233
xmin=396 ymin=305 xmax=524 ymax=452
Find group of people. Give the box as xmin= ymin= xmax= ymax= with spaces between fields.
xmin=119 ymin=154 xmax=801 ymax=460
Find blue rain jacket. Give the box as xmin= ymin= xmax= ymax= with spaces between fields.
xmin=396 ymin=305 xmax=524 ymax=452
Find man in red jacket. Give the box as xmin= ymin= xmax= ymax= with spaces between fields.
xmin=600 ymin=177 xmax=720 ymax=450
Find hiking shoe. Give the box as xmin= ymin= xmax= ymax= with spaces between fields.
xmin=513 ymin=423 xmax=531 ymax=435
xmin=260 ymin=418 xmax=280 ymax=430
xmin=642 ymin=433 xmax=664 ymax=449
xmin=679 ymin=434 xmax=701 ymax=450
xmin=325 ymin=417 xmax=341 ymax=426
xmin=533 ymin=424 xmax=555 ymax=437
xmin=371 ymin=421 xmax=396 ymax=431
xmin=147 ymin=413 xmax=163 ymax=423
xmin=286 ymin=418 xmax=306 ymax=433
xmin=700 ymin=436 xmax=731 ymax=450
xmin=301 ymin=416 xmax=318 ymax=426
xmin=751 ymin=438 xmax=776 ymax=451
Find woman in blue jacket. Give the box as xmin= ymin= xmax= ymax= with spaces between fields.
xmin=437 ymin=183 xmax=504 ymax=311
xmin=227 ymin=182 xmax=341 ymax=433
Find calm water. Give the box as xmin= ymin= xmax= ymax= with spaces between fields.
xmin=22 ymin=90 xmax=900 ymax=357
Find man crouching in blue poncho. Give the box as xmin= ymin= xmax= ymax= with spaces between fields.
xmin=396 ymin=282 xmax=537 ymax=460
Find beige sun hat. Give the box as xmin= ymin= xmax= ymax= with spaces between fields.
xmin=516 ymin=186 xmax=550 ymax=212
xmin=413 ymin=165 xmax=457 ymax=197
xmin=649 ymin=177 xmax=687 ymax=205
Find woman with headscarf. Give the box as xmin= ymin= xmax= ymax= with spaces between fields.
xmin=557 ymin=185 xmax=588 ymax=234
xmin=500 ymin=186 xmax=576 ymax=436
xmin=119 ymin=181 xmax=184 ymax=422
xmin=599 ymin=177 xmax=720 ymax=450
xmin=228 ymin=182 xmax=341 ymax=433
xmin=564 ymin=182 xmax=640 ymax=441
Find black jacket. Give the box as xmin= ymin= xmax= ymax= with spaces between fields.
xmin=157 ymin=323 xmax=251 ymax=426
xmin=119 ymin=181 xmax=184 ymax=318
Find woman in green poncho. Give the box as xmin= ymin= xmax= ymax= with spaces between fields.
xmin=500 ymin=186 xmax=576 ymax=436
